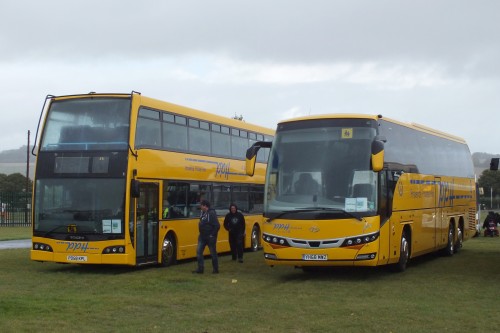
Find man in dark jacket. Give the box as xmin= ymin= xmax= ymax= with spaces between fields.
xmin=483 ymin=211 xmax=500 ymax=237
xmin=193 ymin=200 xmax=220 ymax=274
xmin=224 ymin=203 xmax=246 ymax=263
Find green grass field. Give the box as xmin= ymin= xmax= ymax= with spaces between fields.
xmin=0 ymin=226 xmax=31 ymax=241
xmin=1 ymin=236 xmax=499 ymax=333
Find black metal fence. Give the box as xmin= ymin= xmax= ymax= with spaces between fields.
xmin=0 ymin=192 xmax=32 ymax=227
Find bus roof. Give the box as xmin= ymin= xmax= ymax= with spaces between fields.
xmin=278 ymin=113 xmax=466 ymax=144
xmin=49 ymin=92 xmax=275 ymax=136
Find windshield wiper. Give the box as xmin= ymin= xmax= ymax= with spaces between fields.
xmin=43 ymin=225 xmax=70 ymax=237
xmin=298 ymin=207 xmax=363 ymax=221
xmin=267 ymin=207 xmax=362 ymax=222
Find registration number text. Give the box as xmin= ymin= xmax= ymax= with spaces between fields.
xmin=302 ymin=254 xmax=328 ymax=261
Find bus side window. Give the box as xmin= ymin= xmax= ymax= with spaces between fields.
xmin=188 ymin=184 xmax=211 ymax=217
xmin=163 ymin=181 xmax=188 ymax=219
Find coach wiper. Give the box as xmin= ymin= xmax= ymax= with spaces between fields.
xmin=267 ymin=207 xmax=362 ymax=222
xmin=298 ymin=207 xmax=363 ymax=221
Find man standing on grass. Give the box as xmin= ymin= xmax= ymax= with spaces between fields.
xmin=193 ymin=200 xmax=220 ymax=274
xmin=224 ymin=203 xmax=246 ymax=263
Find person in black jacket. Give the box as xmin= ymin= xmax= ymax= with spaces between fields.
xmin=224 ymin=203 xmax=246 ymax=263
xmin=482 ymin=211 xmax=500 ymax=237
xmin=193 ymin=200 xmax=220 ymax=274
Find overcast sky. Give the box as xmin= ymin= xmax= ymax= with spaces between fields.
xmin=1 ymin=0 xmax=499 ymax=155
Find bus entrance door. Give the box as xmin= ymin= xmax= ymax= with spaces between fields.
xmin=136 ymin=182 xmax=159 ymax=265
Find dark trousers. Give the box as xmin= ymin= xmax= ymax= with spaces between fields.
xmin=196 ymin=235 xmax=218 ymax=272
xmin=228 ymin=232 xmax=244 ymax=260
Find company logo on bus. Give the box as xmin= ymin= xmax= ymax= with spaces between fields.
xmin=309 ymin=226 xmax=320 ymax=233
xmin=215 ymin=162 xmax=230 ymax=179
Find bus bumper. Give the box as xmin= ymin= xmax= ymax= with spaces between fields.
xmin=30 ymin=250 xmax=134 ymax=265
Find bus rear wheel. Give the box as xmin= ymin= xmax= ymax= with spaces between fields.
xmin=161 ymin=233 xmax=177 ymax=267
xmin=250 ymin=225 xmax=261 ymax=252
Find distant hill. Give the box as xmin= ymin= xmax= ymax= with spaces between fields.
xmin=472 ymin=152 xmax=500 ymax=176
xmin=0 ymin=146 xmax=498 ymax=178
xmin=0 ymin=146 xmax=36 ymax=163
xmin=0 ymin=146 xmax=36 ymax=178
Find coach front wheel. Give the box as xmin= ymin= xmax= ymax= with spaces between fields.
xmin=392 ymin=231 xmax=409 ymax=272
xmin=250 ymin=225 xmax=261 ymax=252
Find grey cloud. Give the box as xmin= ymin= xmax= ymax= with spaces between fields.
xmin=2 ymin=0 xmax=499 ymax=71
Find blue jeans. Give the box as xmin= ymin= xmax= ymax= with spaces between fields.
xmin=196 ymin=235 xmax=218 ymax=272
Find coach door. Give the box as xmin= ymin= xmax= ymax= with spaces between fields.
xmin=135 ymin=182 xmax=159 ymax=265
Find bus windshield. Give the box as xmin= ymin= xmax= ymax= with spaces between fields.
xmin=40 ymin=97 xmax=131 ymax=151
xmin=264 ymin=118 xmax=378 ymax=219
xmin=33 ymin=178 xmax=125 ymax=237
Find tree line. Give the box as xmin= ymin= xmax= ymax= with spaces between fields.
xmin=0 ymin=173 xmax=32 ymax=193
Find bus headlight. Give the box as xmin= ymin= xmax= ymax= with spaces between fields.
xmin=33 ymin=242 xmax=53 ymax=252
xmin=102 ymin=246 xmax=125 ymax=254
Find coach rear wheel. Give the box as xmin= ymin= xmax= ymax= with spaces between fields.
xmin=161 ymin=233 xmax=177 ymax=267
xmin=454 ymin=226 xmax=463 ymax=253
xmin=444 ymin=225 xmax=455 ymax=256
xmin=250 ymin=225 xmax=261 ymax=252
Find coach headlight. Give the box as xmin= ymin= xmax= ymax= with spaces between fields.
xmin=356 ymin=253 xmax=377 ymax=260
xmin=341 ymin=232 xmax=379 ymax=247
xmin=262 ymin=233 xmax=291 ymax=247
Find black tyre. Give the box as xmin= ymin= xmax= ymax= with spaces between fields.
xmin=160 ymin=233 xmax=177 ymax=267
xmin=454 ymin=226 xmax=463 ymax=253
xmin=250 ymin=225 xmax=261 ymax=252
xmin=392 ymin=231 xmax=410 ymax=272
xmin=443 ymin=225 xmax=454 ymax=256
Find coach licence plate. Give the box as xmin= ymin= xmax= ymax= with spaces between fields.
xmin=67 ymin=255 xmax=87 ymax=262
xmin=302 ymin=254 xmax=328 ymax=261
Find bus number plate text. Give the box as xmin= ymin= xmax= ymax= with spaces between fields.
xmin=67 ymin=255 xmax=88 ymax=262
xmin=302 ymin=254 xmax=328 ymax=261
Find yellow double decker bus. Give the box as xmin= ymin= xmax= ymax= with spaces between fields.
xmin=31 ymin=92 xmax=273 ymax=266
xmin=246 ymin=114 xmax=476 ymax=271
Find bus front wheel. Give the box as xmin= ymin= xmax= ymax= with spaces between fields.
xmin=161 ymin=233 xmax=177 ymax=267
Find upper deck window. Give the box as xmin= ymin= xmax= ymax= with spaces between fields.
xmin=40 ymin=97 xmax=131 ymax=151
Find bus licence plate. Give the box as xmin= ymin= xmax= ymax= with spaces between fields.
xmin=67 ymin=255 xmax=88 ymax=262
xmin=302 ymin=254 xmax=328 ymax=261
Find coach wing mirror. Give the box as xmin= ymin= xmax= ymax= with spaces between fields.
xmin=371 ymin=136 xmax=386 ymax=172
xmin=131 ymin=179 xmax=141 ymax=198
xmin=246 ymin=141 xmax=272 ymax=176
xmin=491 ymin=158 xmax=499 ymax=171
